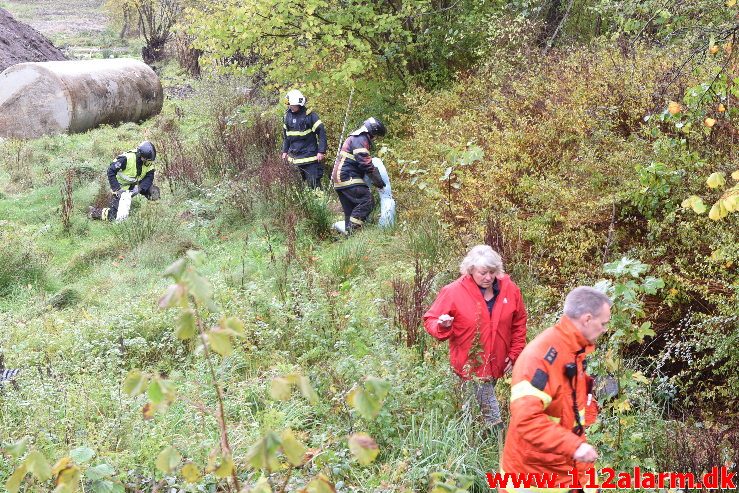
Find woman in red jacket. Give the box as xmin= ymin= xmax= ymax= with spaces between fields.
xmin=424 ymin=245 xmax=528 ymax=430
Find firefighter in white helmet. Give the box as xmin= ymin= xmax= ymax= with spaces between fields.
xmin=281 ymin=89 xmax=328 ymax=189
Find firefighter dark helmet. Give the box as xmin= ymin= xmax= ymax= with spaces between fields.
xmin=363 ymin=117 xmax=386 ymax=137
xmin=137 ymin=141 xmax=156 ymax=161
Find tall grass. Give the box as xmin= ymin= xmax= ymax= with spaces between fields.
xmin=0 ymin=229 xmax=47 ymax=296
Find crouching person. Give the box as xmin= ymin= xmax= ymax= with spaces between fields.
xmin=331 ymin=117 xmax=386 ymax=234
xmin=89 ymin=141 xmax=160 ymax=221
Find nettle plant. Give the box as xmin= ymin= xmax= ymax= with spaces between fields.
xmin=588 ymin=258 xmax=665 ymax=469
xmin=133 ymin=251 xmax=390 ymax=492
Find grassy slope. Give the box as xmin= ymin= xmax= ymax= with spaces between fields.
xmin=0 ymin=77 xmax=500 ymax=490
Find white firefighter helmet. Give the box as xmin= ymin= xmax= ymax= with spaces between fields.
xmin=286 ymin=89 xmax=307 ymax=106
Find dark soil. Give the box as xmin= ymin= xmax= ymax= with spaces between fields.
xmin=0 ymin=8 xmax=66 ymax=73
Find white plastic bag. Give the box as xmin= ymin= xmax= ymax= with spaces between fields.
xmin=115 ymin=190 xmax=132 ymax=221
xmin=368 ymin=158 xmax=396 ymax=228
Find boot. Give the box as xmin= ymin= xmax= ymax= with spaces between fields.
xmin=88 ymin=206 xmax=103 ymax=220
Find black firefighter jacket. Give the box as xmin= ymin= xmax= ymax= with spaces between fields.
xmin=282 ymin=107 xmax=327 ymax=166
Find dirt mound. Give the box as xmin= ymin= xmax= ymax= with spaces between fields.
xmin=0 ymin=8 xmax=66 ymax=73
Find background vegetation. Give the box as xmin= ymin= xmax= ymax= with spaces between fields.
xmin=0 ymin=0 xmax=737 ymax=490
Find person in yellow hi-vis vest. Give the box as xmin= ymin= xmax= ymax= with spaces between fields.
xmin=89 ymin=141 xmax=160 ymax=221
xmin=501 ymin=286 xmax=609 ymax=493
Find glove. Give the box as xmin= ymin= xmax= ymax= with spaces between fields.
xmin=369 ymin=168 xmax=386 ymax=189
xmin=131 ymin=185 xmax=140 ymax=197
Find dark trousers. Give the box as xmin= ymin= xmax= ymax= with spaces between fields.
xmin=298 ymin=162 xmax=324 ymax=189
xmin=336 ymin=185 xmax=374 ymax=231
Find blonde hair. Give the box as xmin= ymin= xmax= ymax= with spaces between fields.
xmin=459 ymin=245 xmax=504 ymax=276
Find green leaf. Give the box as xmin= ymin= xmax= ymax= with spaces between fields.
xmin=85 ymin=464 xmax=115 ymax=481
xmin=603 ymin=257 xmax=649 ymax=278
xmin=185 ymin=271 xmax=213 ymax=308
xmin=25 ymin=450 xmax=52 ymax=481
xmin=148 ymin=379 xmax=164 ymax=404
xmin=641 ymin=276 xmax=664 ymax=295
xmin=88 ymin=480 xmax=122 ymax=493
xmin=222 ymin=316 xmax=245 ymax=335
xmin=163 ymin=258 xmax=187 ymax=280
xmin=185 ymin=249 xmax=205 ymax=266
xmin=155 ymin=446 xmax=181 ymax=473
xmin=181 ymin=462 xmax=202 ymax=483
xmin=5 ymin=464 xmax=27 ymax=493
xmin=208 ymin=328 xmax=233 ymax=356
xmin=637 ymin=321 xmax=656 ymax=340
xmin=246 ymin=432 xmax=281 ymax=471
xmin=122 ymin=370 xmax=148 ymax=397
xmin=4 ymin=437 xmax=29 ymax=458
xmin=280 ymin=429 xmax=306 ymax=466
xmin=346 ymin=377 xmax=390 ymax=420
xmin=270 ymin=377 xmax=292 ymax=400
xmin=70 ymin=446 xmax=95 ymax=464
xmin=348 ymin=433 xmax=379 ymax=465
xmin=706 ymin=171 xmax=726 ymax=189
xmin=176 ymin=309 xmax=197 ymax=340
xmin=159 ymin=284 xmax=185 ymax=309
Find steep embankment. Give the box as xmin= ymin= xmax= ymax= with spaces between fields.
xmin=0 ymin=7 xmax=66 ymax=73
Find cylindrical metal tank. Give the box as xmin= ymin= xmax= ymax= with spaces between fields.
xmin=0 ymin=58 xmax=163 ymax=139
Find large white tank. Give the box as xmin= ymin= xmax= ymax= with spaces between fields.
xmin=0 ymin=58 xmax=163 ymax=139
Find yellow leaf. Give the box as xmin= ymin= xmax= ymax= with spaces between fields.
xmin=25 ymin=450 xmax=52 ymax=481
xmin=704 ymin=117 xmax=716 ymax=128
xmin=155 ymin=446 xmax=181 ymax=473
xmin=348 ymin=433 xmax=379 ymax=465
xmin=270 ymin=377 xmax=292 ymax=400
xmin=305 ymin=474 xmax=336 ymax=493
xmin=708 ymin=200 xmax=728 ymax=220
xmin=719 ymin=103 xmax=726 ymax=112
xmin=725 ymin=42 xmax=733 ymax=54
xmin=214 ymin=456 xmax=234 ymax=478
xmin=181 ymin=462 xmax=202 ymax=483
xmin=667 ymin=101 xmax=681 ymax=115
xmin=51 ymin=457 xmax=72 ymax=476
xmin=632 ymin=371 xmax=650 ymax=384
xmin=281 ymin=429 xmax=307 ymax=466
xmin=732 ymin=170 xmax=739 ymax=181
xmin=5 ymin=464 xmax=27 ymax=493
xmin=208 ymin=328 xmax=233 ymax=356
xmin=710 ymin=45 xmax=720 ymax=54
xmin=55 ymin=464 xmax=81 ymax=490
xmin=706 ymin=172 xmax=726 ymax=189
xmin=616 ymin=399 xmax=632 ymax=412
xmin=728 ymin=0 xmax=737 ymax=6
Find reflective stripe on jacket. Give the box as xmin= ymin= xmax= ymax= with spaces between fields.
xmin=108 ymin=151 xmax=155 ymax=191
xmin=501 ymin=316 xmax=599 ymax=492
xmin=423 ymin=274 xmax=527 ymax=379
xmin=331 ymin=133 xmax=376 ymax=189
xmin=282 ymin=108 xmax=327 ymax=165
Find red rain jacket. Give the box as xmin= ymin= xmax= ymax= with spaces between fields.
xmin=423 ymin=274 xmax=527 ymax=380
